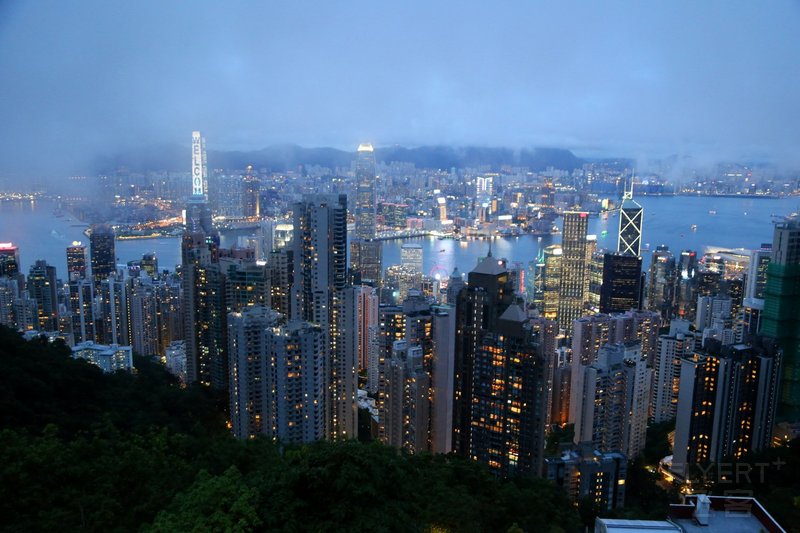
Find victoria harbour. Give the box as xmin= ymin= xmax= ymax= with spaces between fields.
xmin=1 ymin=194 xmax=796 ymax=278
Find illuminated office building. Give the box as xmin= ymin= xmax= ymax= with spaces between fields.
xmin=351 ymin=143 xmax=382 ymax=285
xmin=557 ymin=212 xmax=589 ymax=335
xmin=66 ymin=241 xmax=87 ymax=280
xmin=600 ymin=253 xmax=643 ymax=314
xmin=617 ymin=181 xmax=643 ymax=257
xmin=541 ymin=244 xmax=562 ymax=320
xmin=90 ymin=225 xmax=116 ymax=283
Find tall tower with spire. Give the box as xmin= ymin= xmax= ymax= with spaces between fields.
xmin=599 ymin=178 xmax=645 ymax=314
xmin=618 ymin=179 xmax=643 ymax=257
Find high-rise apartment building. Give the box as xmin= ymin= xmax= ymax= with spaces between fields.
xmin=27 ymin=260 xmax=58 ymax=331
xmin=228 ymin=306 xmax=328 ymax=443
xmin=291 ymin=194 xmax=356 ymax=439
xmin=90 ymin=225 xmax=116 ymax=283
xmin=68 ymin=278 xmax=95 ymax=344
xmin=431 ymin=305 xmax=456 ymax=454
xmin=546 ymin=444 xmax=627 ymax=511
xmin=97 ymin=274 xmax=132 ymax=347
xmin=182 ymin=232 xmax=222 ymax=387
xmin=572 ymin=341 xmax=651 ymax=458
xmin=469 ymin=303 xmax=547 ymax=476
xmin=651 ymin=319 xmax=696 ymax=423
xmin=557 ymin=212 xmax=589 ymax=334
xmin=452 ymin=252 xmax=515 ymax=456
xmin=357 ymin=285 xmax=379 ymax=371
xmin=672 ymin=341 xmax=781 ymax=477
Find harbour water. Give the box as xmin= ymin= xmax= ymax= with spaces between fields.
xmin=1 ymin=195 xmax=797 ymax=278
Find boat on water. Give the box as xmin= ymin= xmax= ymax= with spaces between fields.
xmin=691 ymin=224 xmax=697 ymax=232
xmin=708 ymin=210 xmax=717 ymax=215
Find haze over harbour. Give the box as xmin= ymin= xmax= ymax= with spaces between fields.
xmin=1 ymin=195 xmax=794 ymax=279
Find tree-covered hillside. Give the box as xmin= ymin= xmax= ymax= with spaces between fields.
xmin=0 ymin=326 xmax=580 ymax=532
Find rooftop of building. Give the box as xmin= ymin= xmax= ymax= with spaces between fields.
xmin=595 ymin=518 xmax=679 ymax=533
xmin=669 ymin=494 xmax=785 ymax=533
xmin=471 ymin=254 xmax=506 ymax=276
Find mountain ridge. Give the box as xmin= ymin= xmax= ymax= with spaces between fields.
xmin=93 ymin=144 xmax=586 ymax=173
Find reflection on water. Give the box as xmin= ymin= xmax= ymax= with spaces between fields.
xmin=1 ymin=195 xmax=796 ymax=276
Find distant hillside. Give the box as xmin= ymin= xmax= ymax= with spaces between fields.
xmin=93 ymin=144 xmax=585 ymax=173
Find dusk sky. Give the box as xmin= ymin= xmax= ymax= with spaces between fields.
xmin=1 ymin=1 xmax=799 ymax=175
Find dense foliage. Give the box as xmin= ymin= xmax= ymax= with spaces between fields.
xmin=0 ymin=326 xmax=581 ymax=532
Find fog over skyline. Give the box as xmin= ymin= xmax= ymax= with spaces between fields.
xmin=1 ymin=1 xmax=799 ymax=177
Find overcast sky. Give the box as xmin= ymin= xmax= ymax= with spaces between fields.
xmin=1 ymin=1 xmax=799 ymax=175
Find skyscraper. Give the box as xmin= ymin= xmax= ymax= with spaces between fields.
xmin=355 ymin=143 xmax=377 ymax=240
xmin=452 ymin=251 xmax=515 ymax=457
xmin=672 ymin=342 xmax=781 ymax=477
xmin=66 ymin=241 xmax=87 ymax=280
xmin=599 ymin=253 xmax=643 ymax=314
xmin=651 ymin=319 xmax=696 ymax=423
xmin=182 ymin=232 xmax=223 ymax=387
xmin=469 ymin=303 xmax=547 ymax=476
xmin=648 ymin=245 xmax=677 ymax=321
xmin=27 ymin=260 xmax=58 ymax=331
xmin=228 ymin=305 xmax=328 ymax=444
xmin=400 ymin=243 xmax=423 ymax=273
xmin=572 ymin=341 xmax=650 ymax=458
xmin=90 ymin=224 xmax=116 ymax=283
xmin=746 ymin=246 xmax=771 ymax=301
xmin=186 ymin=131 xmax=213 ymax=234
xmin=291 ymin=194 xmax=356 ymax=439
xmin=68 ymin=278 xmax=95 ymax=344
xmin=542 ymin=244 xmax=562 ymax=320
xmin=618 ymin=180 xmax=643 ymax=257
xmin=0 ymin=243 xmax=20 ymax=278
xmin=760 ymin=219 xmax=800 ymax=419
xmin=431 ymin=305 xmax=456 ymax=454
xmin=350 ymin=143 xmax=382 ymax=285
xmin=242 ymin=165 xmax=260 ymax=218
xmin=557 ymin=212 xmax=589 ymax=334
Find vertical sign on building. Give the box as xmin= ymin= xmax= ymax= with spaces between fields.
xmin=191 ymin=131 xmax=207 ymax=197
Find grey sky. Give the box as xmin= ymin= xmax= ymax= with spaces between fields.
xmin=1 ymin=1 xmax=799 ymax=175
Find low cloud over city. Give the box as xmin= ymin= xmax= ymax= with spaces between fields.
xmin=1 ymin=1 xmax=799 ymax=176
